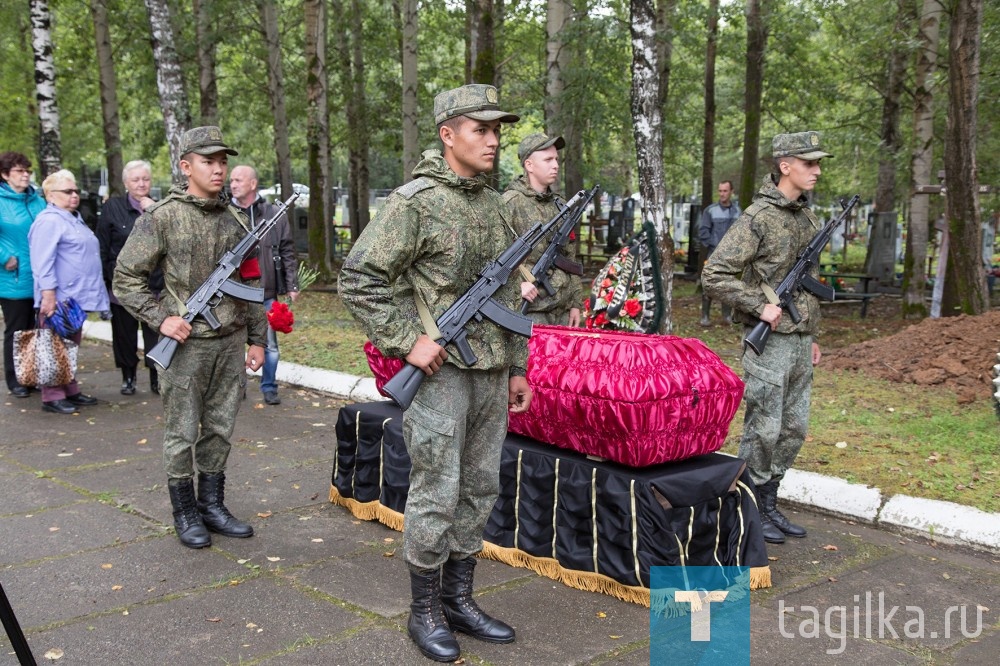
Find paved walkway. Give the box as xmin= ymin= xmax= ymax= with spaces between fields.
xmin=1 ymin=332 xmax=997 ymax=664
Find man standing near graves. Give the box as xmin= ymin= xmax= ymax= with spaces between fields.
xmin=698 ymin=180 xmax=740 ymax=326
xmin=703 ymin=132 xmax=830 ymax=545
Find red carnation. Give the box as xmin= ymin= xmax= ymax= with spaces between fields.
xmin=594 ymin=312 xmax=608 ymax=327
xmin=623 ymin=298 xmax=642 ymax=318
xmin=267 ymin=301 xmax=295 ymax=334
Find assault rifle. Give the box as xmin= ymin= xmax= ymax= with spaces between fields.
xmin=383 ymin=189 xmax=590 ymax=409
xmin=145 ymin=193 xmax=299 ymax=370
xmin=519 ymin=184 xmax=599 ymax=314
xmin=743 ymin=194 xmax=860 ymax=356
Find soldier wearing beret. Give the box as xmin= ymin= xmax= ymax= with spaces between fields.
xmin=503 ymin=132 xmax=582 ymax=326
xmin=703 ymin=130 xmax=832 ymax=546
xmin=339 ymin=84 xmax=531 ymax=662
xmin=114 ymin=126 xmax=267 ymax=550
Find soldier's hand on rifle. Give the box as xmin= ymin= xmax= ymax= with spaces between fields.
xmin=508 ymin=376 xmax=532 ymax=413
xmin=760 ymin=303 xmax=783 ymax=331
xmin=246 ymin=344 xmax=265 ymax=371
xmin=160 ymin=316 xmax=192 ymax=344
xmin=406 ymin=334 xmax=448 ymax=376
xmin=520 ymin=281 xmax=538 ymax=302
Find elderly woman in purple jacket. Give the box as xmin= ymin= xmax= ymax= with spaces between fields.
xmin=28 ymin=169 xmax=110 ymax=414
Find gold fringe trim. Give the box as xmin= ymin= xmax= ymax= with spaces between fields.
xmin=328 ymin=485 xmax=774 ymax=603
xmin=328 ymin=484 xmax=404 ymax=532
xmin=750 ymin=565 xmax=771 ymax=590
xmin=480 ymin=541 xmax=651 ymax=607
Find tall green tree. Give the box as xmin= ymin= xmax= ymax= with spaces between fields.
xmin=90 ymin=0 xmax=123 ymax=196
xmin=737 ymin=0 xmax=770 ymax=208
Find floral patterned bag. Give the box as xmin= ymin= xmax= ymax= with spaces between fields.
xmin=583 ymin=221 xmax=664 ymax=333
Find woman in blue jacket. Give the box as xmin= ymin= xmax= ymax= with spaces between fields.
xmin=0 ymin=152 xmax=46 ymax=398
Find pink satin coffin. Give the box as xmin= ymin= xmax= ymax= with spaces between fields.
xmin=508 ymin=326 xmax=744 ymax=467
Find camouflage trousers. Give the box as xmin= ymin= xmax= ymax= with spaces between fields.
xmin=738 ymin=330 xmax=814 ymax=487
xmin=401 ymin=363 xmax=508 ymax=570
xmin=527 ymin=307 xmax=568 ymax=326
xmin=160 ymin=331 xmax=247 ymax=480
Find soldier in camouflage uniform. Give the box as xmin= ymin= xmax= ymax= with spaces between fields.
xmin=339 ymin=84 xmax=531 ymax=663
xmin=113 ymin=127 xmax=267 ymax=550
xmin=503 ymin=133 xmax=582 ymax=326
xmin=703 ymin=131 xmax=831 ymax=546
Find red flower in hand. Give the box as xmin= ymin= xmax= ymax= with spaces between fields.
xmin=267 ymin=301 xmax=294 ymax=334
xmin=623 ymin=298 xmax=642 ymax=318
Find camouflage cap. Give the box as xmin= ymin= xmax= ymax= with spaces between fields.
xmin=772 ymin=131 xmax=832 ymax=160
xmin=433 ymin=84 xmax=519 ymax=125
xmin=517 ymin=133 xmax=566 ymax=163
xmin=179 ymin=126 xmax=239 ymax=157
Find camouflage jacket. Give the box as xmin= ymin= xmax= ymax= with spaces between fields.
xmin=702 ymin=176 xmax=822 ymax=335
xmin=502 ymin=176 xmax=583 ymax=315
xmin=112 ymin=186 xmax=268 ymax=346
xmin=339 ymin=150 xmax=527 ymax=373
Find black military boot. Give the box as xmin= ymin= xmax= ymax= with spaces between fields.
xmin=441 ymin=556 xmax=515 ymax=644
xmin=763 ymin=480 xmax=806 ymax=538
xmin=168 ymin=479 xmax=211 ymax=549
xmin=408 ymin=567 xmax=461 ymax=662
xmin=754 ymin=482 xmax=785 ymax=545
xmin=121 ymin=368 xmax=136 ymax=395
xmin=197 ymin=472 xmax=254 ymax=538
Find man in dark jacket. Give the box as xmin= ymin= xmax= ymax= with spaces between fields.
xmin=230 ymin=165 xmax=299 ymax=406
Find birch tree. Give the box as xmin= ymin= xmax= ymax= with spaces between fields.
xmin=655 ymin=0 xmax=677 ymax=121
xmin=902 ymin=0 xmax=943 ymax=318
xmin=90 ymin=0 xmax=123 ymax=195
xmin=259 ymin=0 xmax=292 ymax=208
xmin=143 ymin=0 xmax=191 ymax=182
xmin=941 ymin=0 xmax=987 ymax=315
xmin=630 ymin=0 xmax=673 ymax=332
xmin=29 ymin=0 xmax=61 ymax=177
xmin=304 ymin=0 xmax=330 ymax=268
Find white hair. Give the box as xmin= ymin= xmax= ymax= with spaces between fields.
xmin=122 ymin=160 xmax=152 ymax=183
xmin=42 ymin=169 xmax=76 ymax=200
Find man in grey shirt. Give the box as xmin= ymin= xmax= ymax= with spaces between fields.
xmin=698 ymin=180 xmax=740 ymax=326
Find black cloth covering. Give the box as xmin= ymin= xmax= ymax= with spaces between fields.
xmin=331 ymin=402 xmax=770 ymax=597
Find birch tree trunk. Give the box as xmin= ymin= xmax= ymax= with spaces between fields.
xmin=29 ymin=0 xmax=61 ymax=177
xmin=144 ymin=0 xmax=191 ymax=183
xmin=545 ymin=0 xmax=582 ymax=197
xmin=193 ymin=0 xmax=219 ymax=126
xmin=90 ymin=0 xmax=123 ymax=196
xmin=630 ymin=0 xmax=673 ymax=333
xmin=304 ymin=0 xmax=330 ymax=269
xmin=864 ymin=0 xmax=914 ymax=286
xmin=466 ymin=0 xmax=496 ymax=84
xmin=738 ymin=0 xmax=769 ymax=208
xmin=259 ymin=0 xmax=292 ymax=208
xmin=941 ymin=0 xmax=987 ymax=315
xmin=902 ymin=0 xmax=943 ymax=318
xmin=400 ymin=0 xmax=419 ymax=182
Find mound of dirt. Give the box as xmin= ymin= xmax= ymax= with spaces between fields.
xmin=824 ymin=310 xmax=1000 ymax=404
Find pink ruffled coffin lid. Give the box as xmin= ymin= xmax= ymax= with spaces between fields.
xmin=508 ymin=325 xmax=744 ymax=467
xmin=365 ymin=326 xmax=744 ymax=468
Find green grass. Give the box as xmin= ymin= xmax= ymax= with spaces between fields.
xmin=281 ymin=276 xmax=1000 ymax=512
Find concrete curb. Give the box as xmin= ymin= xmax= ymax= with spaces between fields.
xmin=83 ymin=320 xmax=1000 ymax=554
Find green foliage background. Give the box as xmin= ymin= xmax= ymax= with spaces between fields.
xmin=1 ymin=0 xmax=997 ymax=212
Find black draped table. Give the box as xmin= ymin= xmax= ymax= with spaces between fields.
xmin=330 ymin=402 xmax=771 ymax=606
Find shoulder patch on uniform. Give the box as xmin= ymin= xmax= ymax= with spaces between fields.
xmin=743 ymin=200 xmax=770 ymax=219
xmin=395 ymin=177 xmax=435 ymax=200
xmin=144 ymin=198 xmax=170 ymax=214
